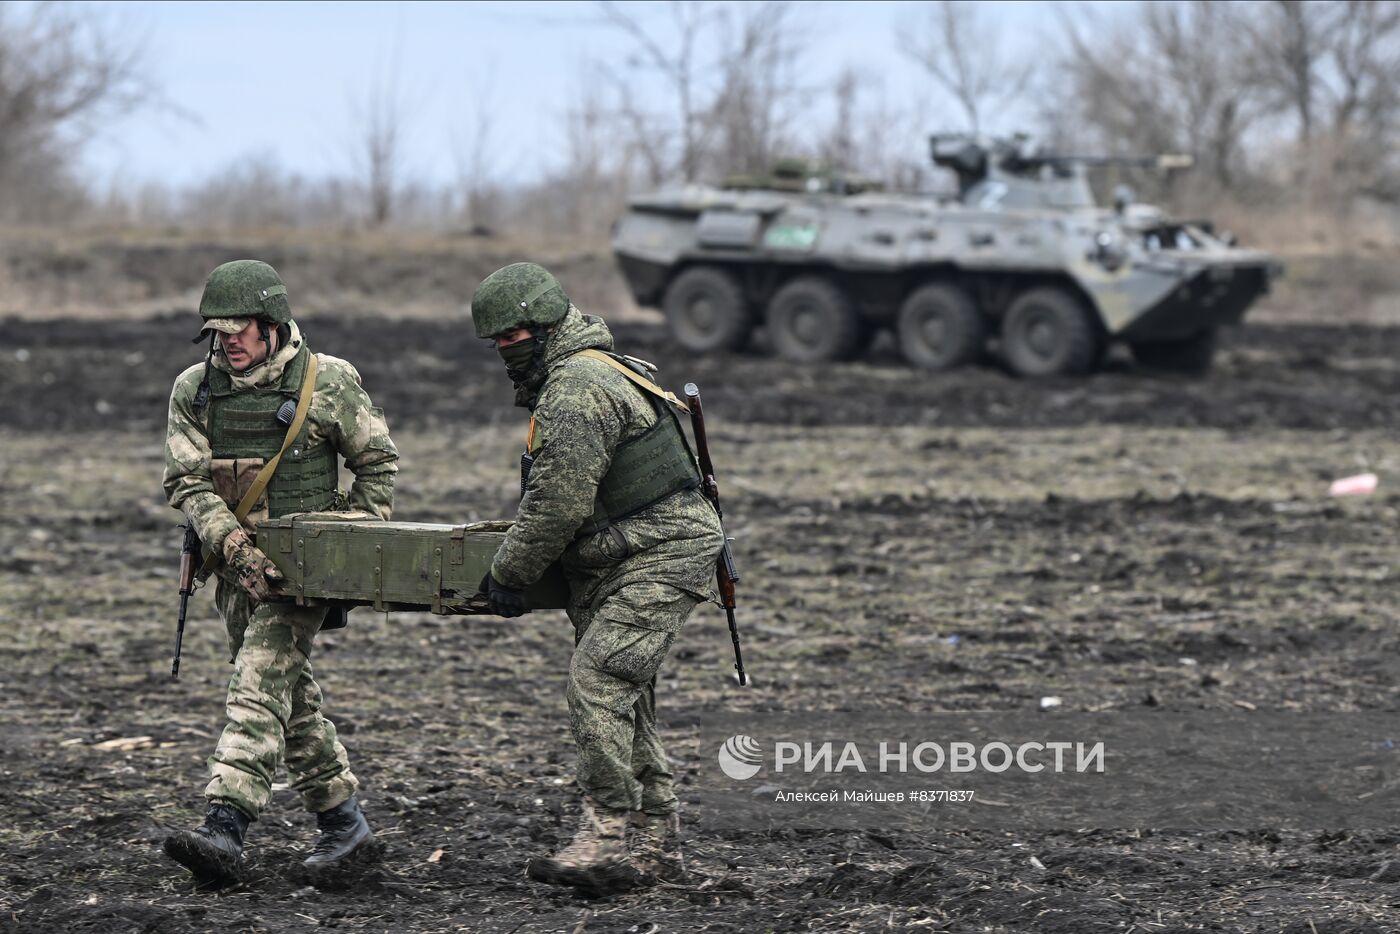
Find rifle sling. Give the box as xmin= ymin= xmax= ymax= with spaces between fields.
xmin=574 ymin=349 xmax=690 ymax=413
xmin=197 ymin=354 xmax=319 ymax=579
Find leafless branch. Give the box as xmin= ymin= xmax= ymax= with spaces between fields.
xmin=0 ymin=1 xmax=152 ymax=221
xmin=453 ymin=65 xmax=499 ymax=233
xmin=897 ymin=0 xmax=1034 ymax=135
xmin=349 ymin=13 xmax=412 ymax=227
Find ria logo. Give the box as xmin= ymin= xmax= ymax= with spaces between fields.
xmin=718 ymin=734 xmax=763 ymax=780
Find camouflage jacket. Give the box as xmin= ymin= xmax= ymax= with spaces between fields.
xmin=163 ymin=320 xmax=399 ymax=558
xmin=490 ymin=309 xmax=723 ymax=612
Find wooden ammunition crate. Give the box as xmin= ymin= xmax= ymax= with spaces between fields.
xmin=256 ymin=513 xmax=570 ymax=614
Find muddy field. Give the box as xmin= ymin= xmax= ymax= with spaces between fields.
xmin=4 ymin=309 xmax=1400 ymax=933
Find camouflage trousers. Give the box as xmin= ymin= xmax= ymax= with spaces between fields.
xmin=203 ymin=578 xmax=358 ymax=819
xmin=567 ymin=581 xmax=701 ymax=815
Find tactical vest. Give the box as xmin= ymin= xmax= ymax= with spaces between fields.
xmin=206 ymin=344 xmax=338 ymax=518
xmin=527 ymin=351 xmax=700 ymax=537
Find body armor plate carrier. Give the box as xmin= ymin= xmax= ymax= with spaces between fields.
xmin=524 ymin=350 xmax=700 ymax=538
xmin=206 ymin=344 xmax=338 ymax=519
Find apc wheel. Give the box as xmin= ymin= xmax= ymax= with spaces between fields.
xmin=766 ymin=277 xmax=864 ymax=363
xmin=897 ymin=283 xmax=986 ymax=371
xmin=1130 ymin=328 xmax=1218 ymax=374
xmin=662 ymin=267 xmax=751 ymax=353
xmin=1001 ymin=287 xmax=1100 ymax=377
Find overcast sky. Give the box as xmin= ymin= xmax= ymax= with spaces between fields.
xmin=77 ymin=0 xmax=1124 ymax=191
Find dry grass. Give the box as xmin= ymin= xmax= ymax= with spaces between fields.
xmin=1211 ymin=200 xmax=1400 ymax=258
xmin=0 ymin=225 xmax=648 ymax=322
xmin=2 ymin=206 xmax=1399 ymax=327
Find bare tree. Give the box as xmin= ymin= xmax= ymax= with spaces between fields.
xmin=1055 ymin=1 xmax=1258 ymax=190
xmin=817 ymin=67 xmax=930 ymax=190
xmin=183 ymin=153 xmax=303 ymax=228
xmin=0 ymin=2 xmax=150 ymax=222
xmin=897 ymin=0 xmax=1033 ymax=135
xmin=1326 ymin=1 xmax=1400 ymax=136
xmin=350 ymin=17 xmax=411 ymax=227
xmin=596 ymin=1 xmax=715 ymax=184
xmin=1240 ymin=0 xmax=1399 ymax=196
xmin=355 ymin=82 xmax=404 ymax=227
xmin=1320 ymin=0 xmax=1400 ymax=201
xmin=507 ymin=68 xmax=635 ymax=240
xmin=562 ymin=71 xmax=621 ymax=236
xmin=705 ymin=1 xmax=807 ymax=177
xmin=453 ymin=67 xmax=499 ymax=234
xmin=595 ymin=1 xmax=808 ymax=184
xmin=823 ymin=66 xmax=862 ymax=173
xmin=1243 ymin=0 xmax=1329 ymax=147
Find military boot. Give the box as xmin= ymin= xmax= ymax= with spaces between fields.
xmin=163 ymin=802 xmax=250 ymax=885
xmin=629 ymin=811 xmax=684 ymax=883
xmin=527 ymin=797 xmax=644 ymax=893
xmin=302 ymin=796 xmax=378 ymax=871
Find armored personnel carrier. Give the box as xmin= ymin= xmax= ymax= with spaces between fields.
xmin=611 ymin=135 xmax=1281 ymax=376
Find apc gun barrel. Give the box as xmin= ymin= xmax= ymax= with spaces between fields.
xmin=1040 ymin=153 xmax=1194 ymax=170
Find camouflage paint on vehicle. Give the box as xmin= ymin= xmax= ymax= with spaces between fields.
xmin=612 ymin=134 xmax=1283 ymax=376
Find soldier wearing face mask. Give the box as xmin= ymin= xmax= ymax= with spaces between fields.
xmin=470 ymin=262 xmax=724 ymax=894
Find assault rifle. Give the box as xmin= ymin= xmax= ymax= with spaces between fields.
xmin=172 ymin=523 xmax=199 ymax=680
xmin=684 ymin=383 xmax=746 ymax=686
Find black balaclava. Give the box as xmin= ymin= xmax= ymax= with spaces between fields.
xmin=500 ymin=326 xmax=551 ymax=409
xmin=498 ymin=337 xmax=539 ymax=372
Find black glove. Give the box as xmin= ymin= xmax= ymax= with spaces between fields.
xmin=480 ymin=572 xmax=527 ymax=618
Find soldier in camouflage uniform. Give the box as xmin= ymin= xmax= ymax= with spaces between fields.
xmin=472 ymin=262 xmax=724 ymax=892
xmin=161 ymin=260 xmax=399 ymax=885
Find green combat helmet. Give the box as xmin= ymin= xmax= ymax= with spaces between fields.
xmin=190 ymin=260 xmax=294 ymax=414
xmin=471 ymin=262 xmax=570 ymax=339
xmin=198 ymin=259 xmax=293 ymax=336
